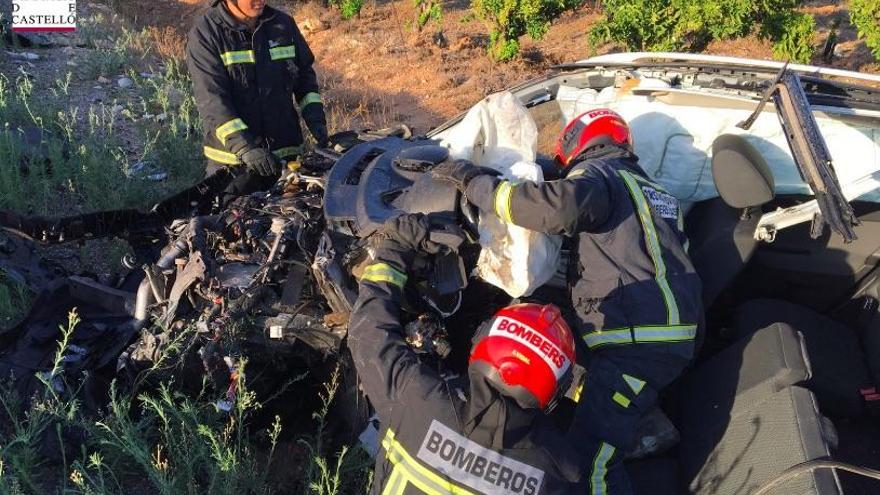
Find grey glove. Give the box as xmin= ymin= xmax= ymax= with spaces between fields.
xmin=239 ymin=147 xmax=281 ymax=177
xmin=430 ymin=159 xmax=499 ymax=193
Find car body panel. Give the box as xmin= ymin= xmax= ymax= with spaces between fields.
xmin=432 ymin=53 xmax=880 ymax=242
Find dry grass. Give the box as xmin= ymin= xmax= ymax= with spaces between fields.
xmin=322 ymin=71 xmax=401 ymax=132
xmin=141 ymin=26 xmax=188 ymax=61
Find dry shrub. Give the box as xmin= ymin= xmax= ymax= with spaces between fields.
xmin=143 ymin=26 xmax=188 ymax=61
xmin=321 ymin=71 xmax=399 ymax=131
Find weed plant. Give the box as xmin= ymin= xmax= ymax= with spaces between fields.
xmin=0 ymin=267 xmax=32 ymax=330
xmin=0 ymin=309 xmax=372 ymax=494
xmin=0 ymin=12 xmax=205 ymax=323
xmin=851 ymin=0 xmax=880 ymax=62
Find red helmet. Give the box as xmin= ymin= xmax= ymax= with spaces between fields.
xmin=554 ymin=108 xmax=633 ymax=169
xmin=469 ymin=304 xmax=576 ymax=410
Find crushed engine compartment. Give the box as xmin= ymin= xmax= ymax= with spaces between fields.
xmin=0 ymin=127 xmax=495 ymax=450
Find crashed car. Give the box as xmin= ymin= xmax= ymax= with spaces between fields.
xmin=3 ymin=52 xmax=880 ymax=493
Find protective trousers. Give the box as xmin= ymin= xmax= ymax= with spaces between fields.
xmin=572 ymin=343 xmax=693 ymax=495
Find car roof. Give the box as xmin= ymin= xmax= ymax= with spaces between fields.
xmin=583 ymin=52 xmax=880 ymax=85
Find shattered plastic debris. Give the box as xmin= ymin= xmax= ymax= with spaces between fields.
xmin=126 ymin=160 xmax=169 ymax=181
xmin=6 ymin=51 xmax=40 ymax=61
xmin=323 ymin=312 xmax=348 ymax=327
xmin=358 ymin=414 xmax=381 ymax=458
xmin=216 ymin=263 xmax=260 ymax=289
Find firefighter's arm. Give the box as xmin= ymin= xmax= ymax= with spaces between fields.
xmin=289 ymin=21 xmax=327 ymax=146
xmin=185 ymin=24 xmax=256 ymax=156
xmin=466 ymin=169 xmax=613 ymax=236
xmin=347 ymin=217 xmax=447 ymax=418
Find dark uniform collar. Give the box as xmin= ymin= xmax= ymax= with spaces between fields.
xmin=208 ymin=2 xmax=278 ymax=31
xmin=567 ymin=145 xmax=647 ymax=177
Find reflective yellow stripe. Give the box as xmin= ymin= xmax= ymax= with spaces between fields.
xmin=622 ymin=374 xmax=646 ymax=395
xmin=298 ymin=92 xmax=322 ymax=110
xmin=381 ymin=429 xmax=477 ymax=495
xmin=493 ymin=181 xmax=514 ymax=223
xmin=203 ymin=146 xmax=240 ymax=165
xmin=679 ymin=204 xmax=690 ymax=252
xmin=269 ymin=45 xmax=296 ymax=60
xmin=590 ymin=442 xmax=616 ymax=495
xmin=273 ymin=146 xmax=302 ymax=159
xmin=619 ymin=170 xmax=680 ymax=325
xmin=573 ymin=382 xmax=584 ymax=403
xmin=584 ymin=324 xmax=698 ymax=349
xmin=677 ymin=204 xmax=685 ymax=233
xmin=204 ymin=146 xmax=301 ymax=166
xmin=381 ymin=467 xmax=405 ymax=495
xmin=220 ymin=50 xmax=255 ymax=65
xmin=612 ymin=391 xmax=630 ymax=408
xmin=215 ymin=118 xmax=248 ymax=146
xmin=361 ymin=263 xmax=407 ymax=288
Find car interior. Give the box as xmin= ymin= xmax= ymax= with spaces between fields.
xmin=522 ymin=96 xmax=880 ymax=494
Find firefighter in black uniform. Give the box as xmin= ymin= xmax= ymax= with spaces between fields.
xmin=185 ymin=0 xmax=328 ymax=195
xmin=349 ymin=214 xmax=586 ymax=494
xmin=431 ymin=108 xmax=703 ymax=494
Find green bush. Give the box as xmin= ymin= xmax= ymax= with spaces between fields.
xmin=851 ymin=0 xmax=880 ymax=61
xmin=590 ymin=0 xmax=815 ymax=60
xmin=586 ymin=0 xmax=679 ymax=51
xmin=770 ymin=11 xmax=815 ymax=63
xmin=415 ymin=0 xmax=443 ymax=31
xmin=473 ymin=0 xmax=584 ymax=61
xmin=331 ymin=0 xmax=364 ymax=20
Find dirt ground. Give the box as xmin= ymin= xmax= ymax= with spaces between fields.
xmin=116 ymin=0 xmax=880 ymax=134
xmin=5 ymin=0 xmax=876 ymax=135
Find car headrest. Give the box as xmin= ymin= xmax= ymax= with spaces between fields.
xmin=711 ymin=134 xmax=775 ymax=208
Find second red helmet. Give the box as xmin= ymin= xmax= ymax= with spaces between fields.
xmin=469 ymin=303 xmax=576 ymax=410
xmin=554 ymin=108 xmax=633 ymax=170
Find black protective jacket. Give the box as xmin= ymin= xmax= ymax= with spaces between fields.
xmin=186 ymin=3 xmax=326 ymax=167
xmin=349 ymin=250 xmax=585 ymax=494
xmin=466 ymin=148 xmax=702 ymax=378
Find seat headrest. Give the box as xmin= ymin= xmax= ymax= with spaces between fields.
xmin=711 ymin=134 xmax=775 ymax=209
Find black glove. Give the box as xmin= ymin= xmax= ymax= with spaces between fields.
xmin=311 ymin=123 xmax=329 ymax=148
xmin=430 ymin=159 xmax=499 ymax=193
xmin=376 ymin=214 xmax=463 ymax=267
xmin=239 ymin=147 xmax=281 ymax=177
xmin=381 ymin=214 xmax=444 ymax=254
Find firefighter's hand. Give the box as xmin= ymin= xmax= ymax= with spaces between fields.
xmin=312 ymin=124 xmax=329 ymax=148
xmin=430 ymin=159 xmax=499 ymax=193
xmin=379 ymin=214 xmax=463 ymax=258
xmin=239 ymin=147 xmax=281 ymax=176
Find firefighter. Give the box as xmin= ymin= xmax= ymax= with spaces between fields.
xmin=431 ymin=108 xmax=703 ymax=494
xmin=185 ymin=0 xmax=328 ymax=195
xmin=348 ymin=213 xmax=585 ymax=494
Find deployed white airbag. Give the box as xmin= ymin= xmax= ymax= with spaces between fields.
xmin=441 ymin=92 xmax=562 ymax=298
xmin=556 ymin=82 xmax=880 ymax=207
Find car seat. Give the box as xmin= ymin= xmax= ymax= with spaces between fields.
xmin=685 ymin=135 xmax=872 ymax=418
xmin=685 ymin=134 xmax=775 ymax=309
xmin=730 ymin=299 xmax=871 ymax=418
xmin=678 ymin=322 xmax=842 ymax=494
